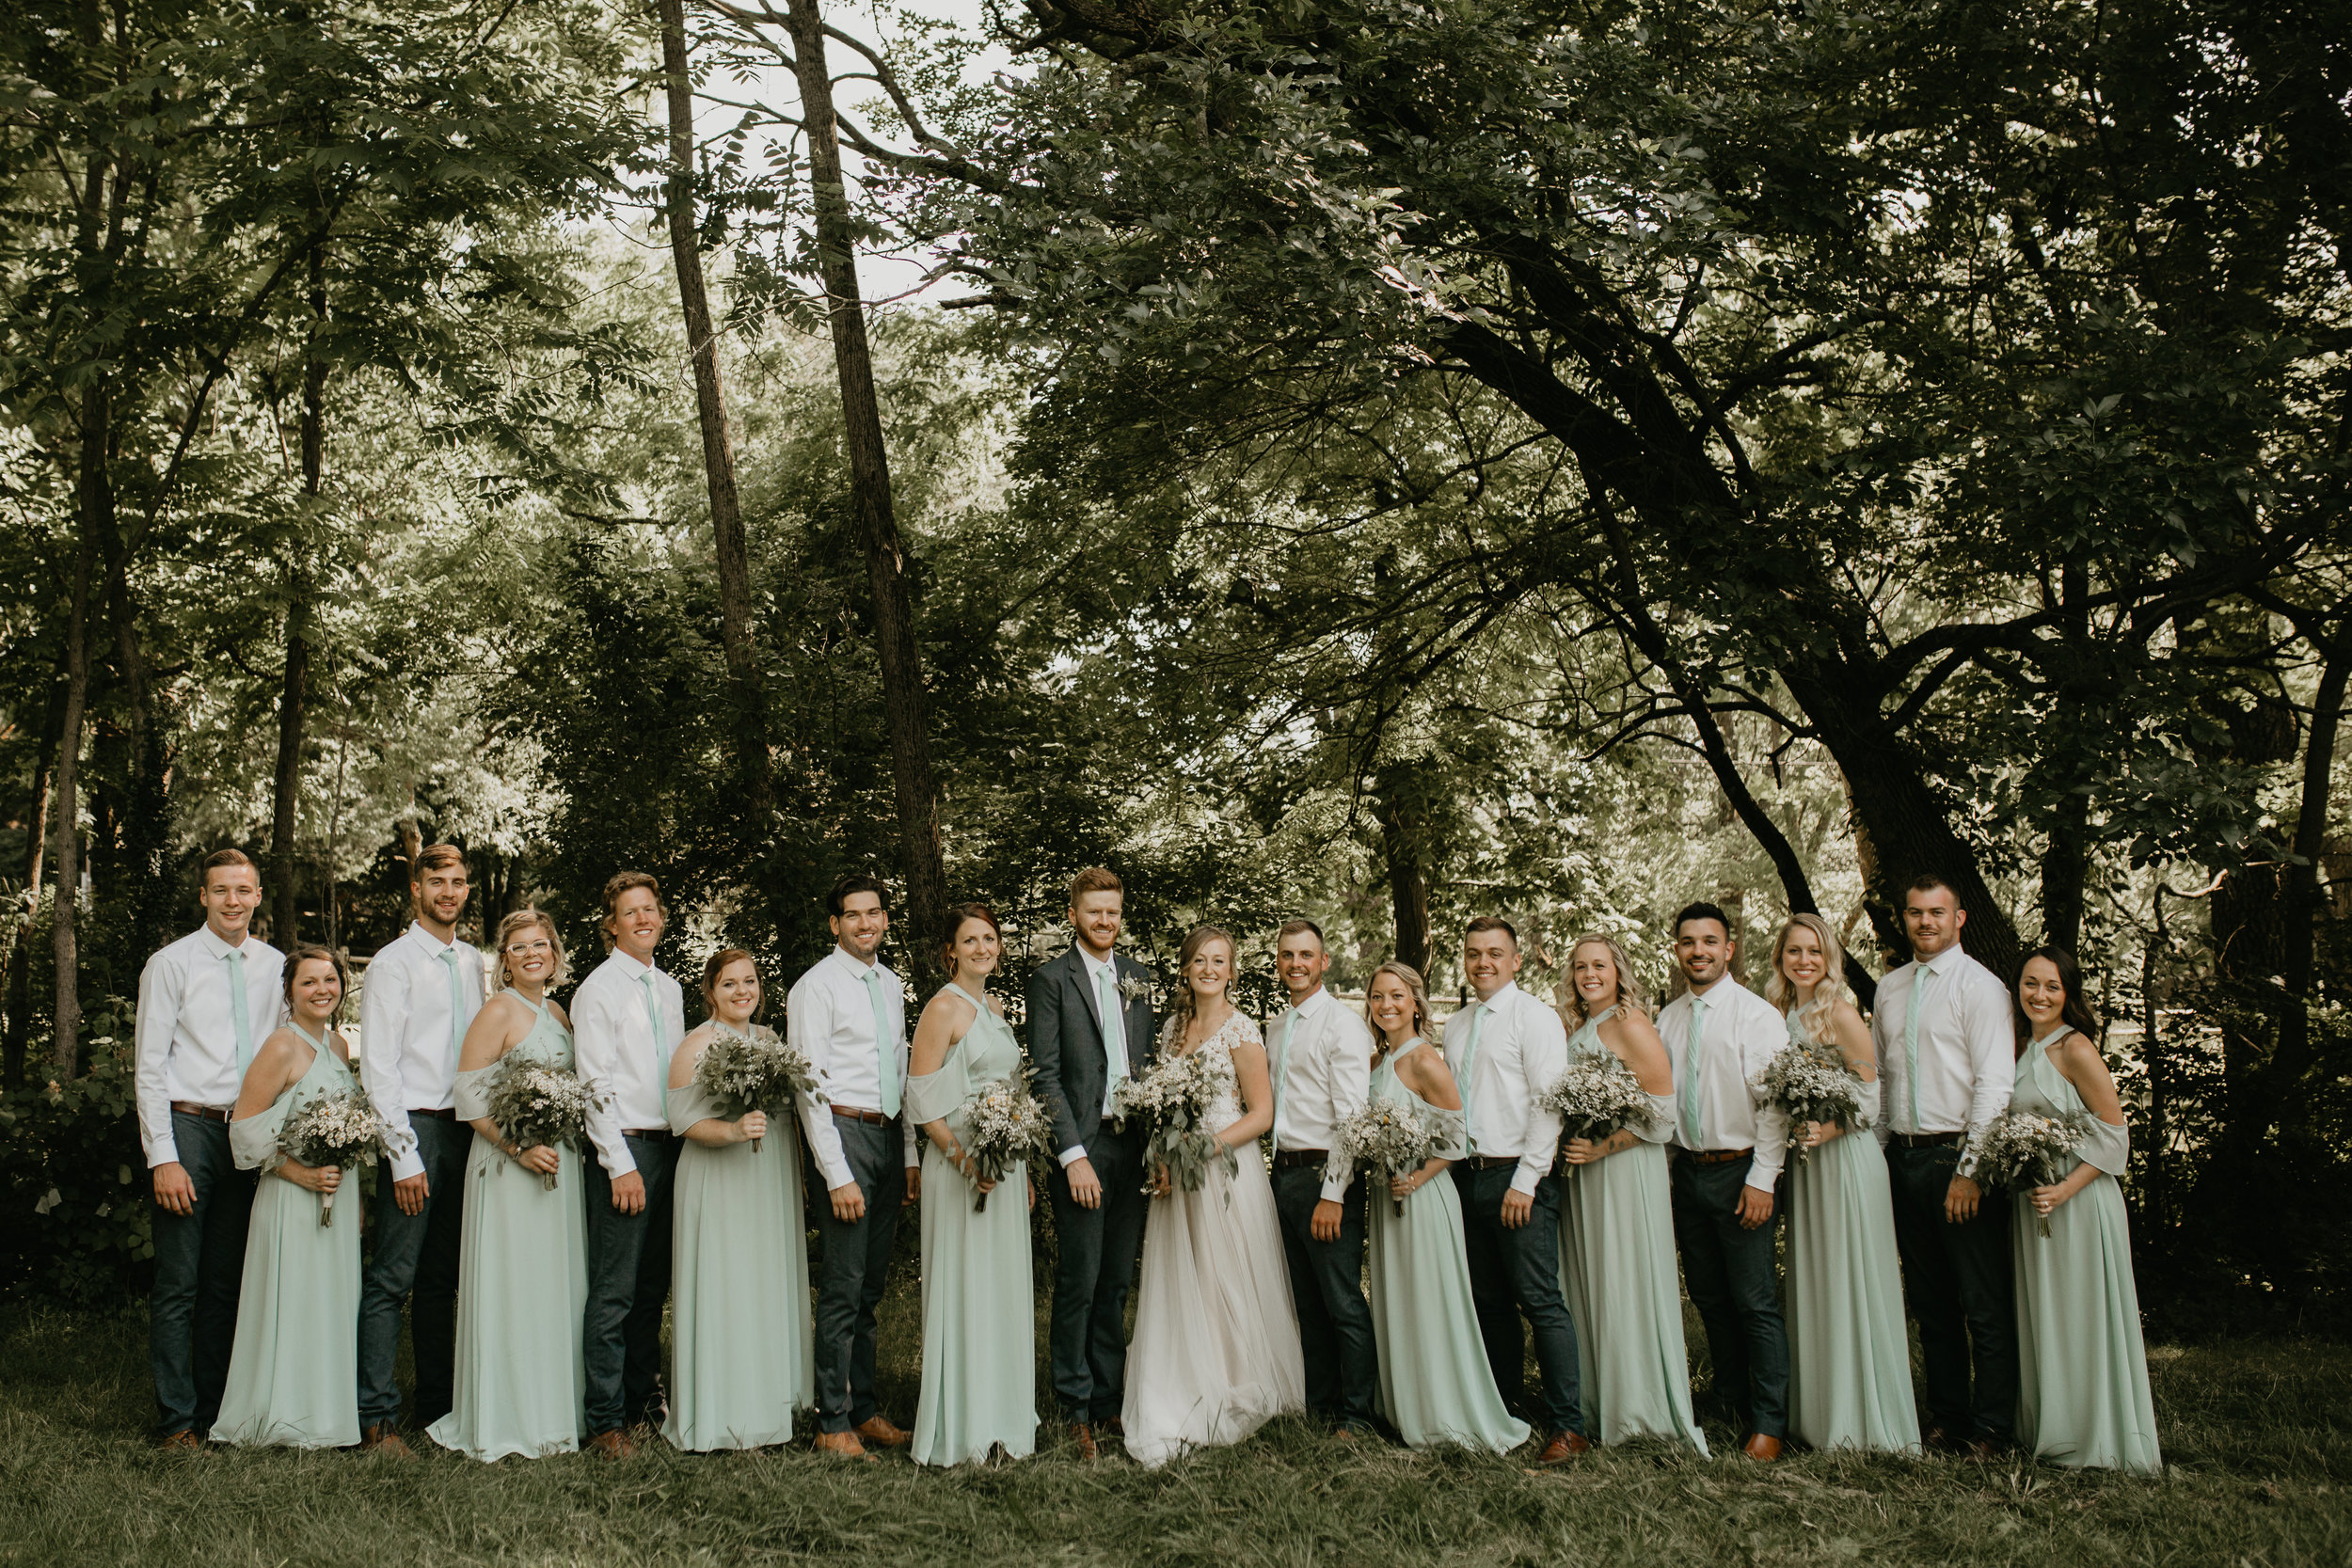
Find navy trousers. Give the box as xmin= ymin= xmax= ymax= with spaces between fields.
xmin=1453 ymin=1162 xmax=1581 ymax=1437
xmin=149 ymin=1113 xmax=255 ymax=1438
xmin=582 ymin=1132 xmax=679 ymax=1433
xmin=1271 ymin=1163 xmax=1378 ymax=1430
xmin=1669 ymin=1153 xmax=1791 ymax=1439
xmin=809 ymin=1117 xmax=908 ymax=1433
xmin=1887 ymin=1140 xmax=2018 ymax=1442
xmin=356 ymin=1112 xmax=470 ymax=1430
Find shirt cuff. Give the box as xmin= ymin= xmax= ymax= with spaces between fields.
xmin=388 ymin=1148 xmax=427 ymax=1182
xmin=1509 ymin=1156 xmax=1549 ymax=1196
xmin=1742 ymin=1163 xmax=1777 ymax=1195
xmin=598 ymin=1142 xmax=640 ymax=1180
xmin=146 ymin=1135 xmax=180 ymax=1170
xmin=1057 ymin=1145 xmax=1088 ymax=1168
xmin=1318 ymin=1176 xmax=1348 ymax=1204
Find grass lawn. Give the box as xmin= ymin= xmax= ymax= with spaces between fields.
xmin=3 ymin=1272 xmax=2348 ymax=1568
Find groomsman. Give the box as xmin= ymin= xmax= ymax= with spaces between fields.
xmin=1872 ymin=874 xmax=2018 ymax=1456
xmin=1658 ymin=900 xmax=1792 ymax=1461
xmin=134 ymin=848 xmax=282 ymax=1448
xmin=789 ymin=874 xmax=922 ymax=1461
xmin=573 ymin=871 xmax=687 ymax=1458
xmin=1442 ymin=916 xmax=1584 ymax=1463
xmin=1027 ymin=866 xmax=1155 ymax=1461
xmin=1266 ymin=920 xmax=1378 ymax=1438
xmin=354 ymin=843 xmax=485 ymax=1453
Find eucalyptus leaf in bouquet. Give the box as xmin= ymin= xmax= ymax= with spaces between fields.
xmin=959 ymin=1069 xmax=1054 ymax=1212
xmin=485 ymin=1057 xmax=606 ymax=1191
xmin=694 ymin=1023 xmax=822 ymax=1152
xmin=1968 ymin=1108 xmax=2097 ymax=1237
xmin=278 ymin=1088 xmax=387 ymax=1227
xmin=1749 ymin=1034 xmax=1865 ymax=1166
xmin=1110 ymin=1047 xmax=1240 ymax=1198
xmin=1331 ymin=1098 xmax=1440 ymax=1216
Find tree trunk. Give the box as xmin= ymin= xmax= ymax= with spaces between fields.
xmin=2252 ymin=634 xmax=2349 ymax=1135
xmin=2037 ymin=560 xmax=2093 ymax=952
xmin=52 ymin=389 xmax=105 ymax=1076
xmin=781 ymin=0 xmax=948 ymax=976
xmin=1374 ymin=764 xmax=1432 ymax=975
xmin=1 ymin=668 xmax=63 ymax=1087
xmin=270 ymin=255 xmax=327 ymax=946
xmin=659 ymin=0 xmax=775 ymax=820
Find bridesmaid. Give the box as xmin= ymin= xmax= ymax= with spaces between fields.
xmin=1359 ymin=962 xmax=1528 ymax=1452
xmin=428 ymin=910 xmax=590 ymax=1461
xmin=211 ymin=945 xmax=365 ymax=1449
xmin=905 ymin=903 xmax=1040 ymax=1466
xmin=663 ymin=947 xmax=817 ymax=1451
xmin=1766 ymin=916 xmax=1921 ymax=1454
xmin=1555 ymin=936 xmax=1708 ymax=1452
xmin=2010 ymin=945 xmax=2161 ymax=1475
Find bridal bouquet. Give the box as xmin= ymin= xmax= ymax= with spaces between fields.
xmin=1750 ymin=1034 xmax=1865 ymax=1166
xmin=694 ymin=1025 xmax=823 ymax=1152
xmin=1110 ymin=1048 xmax=1240 ymax=1196
xmin=485 ymin=1057 xmax=605 ymax=1190
xmin=1537 ymin=1050 xmax=1663 ymax=1148
xmin=1969 ymin=1107 xmax=2096 ymax=1237
xmin=1331 ymin=1099 xmax=1440 ymax=1217
xmin=959 ymin=1070 xmax=1054 ymax=1212
xmin=278 ymin=1088 xmax=387 ymax=1227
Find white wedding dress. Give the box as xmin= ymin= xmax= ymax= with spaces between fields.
xmin=1121 ymin=1011 xmax=1305 ymax=1467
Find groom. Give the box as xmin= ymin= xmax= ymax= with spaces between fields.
xmin=1266 ymin=919 xmax=1378 ymax=1438
xmin=1028 ymin=866 xmax=1156 ymax=1461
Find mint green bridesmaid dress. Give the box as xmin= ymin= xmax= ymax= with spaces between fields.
xmin=663 ymin=1022 xmax=816 ymax=1451
xmin=428 ymin=1000 xmax=590 ymax=1461
xmin=1554 ymin=1008 xmax=1708 ymax=1451
xmin=1784 ymin=1013 xmax=1920 ymax=1454
xmin=904 ymin=985 xmax=1040 ymax=1466
xmin=2010 ymin=1030 xmax=2161 ymax=1475
xmin=1366 ymin=1039 xmax=1531 ymax=1452
xmin=211 ymin=1025 xmax=362 ymax=1449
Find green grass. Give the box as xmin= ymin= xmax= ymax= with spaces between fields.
xmin=3 ymin=1287 xmax=2348 ymax=1568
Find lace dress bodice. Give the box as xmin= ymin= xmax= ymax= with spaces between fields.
xmin=1159 ymin=1010 xmax=1258 ymax=1136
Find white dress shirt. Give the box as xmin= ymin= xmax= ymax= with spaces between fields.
xmin=1269 ymin=987 xmax=1375 ymax=1202
xmin=1869 ymin=942 xmax=2015 ymax=1175
xmin=1056 ymin=945 xmax=1131 ymax=1167
xmin=1657 ymin=976 xmax=1790 ymax=1194
xmin=572 ymin=949 xmax=688 ymax=1178
xmin=134 ymin=926 xmax=286 ymax=1168
xmin=787 ymin=946 xmax=918 ymax=1192
xmin=1440 ymin=980 xmax=1568 ymax=1196
xmin=359 ymin=921 xmax=487 ymax=1180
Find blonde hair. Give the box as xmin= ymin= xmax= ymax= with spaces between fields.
xmin=493 ymin=908 xmax=572 ymax=990
xmin=1764 ymin=913 xmax=1843 ymax=1043
xmin=1362 ymin=960 xmax=1434 ymax=1052
xmin=1171 ymin=924 xmax=1234 ymax=1035
xmin=1563 ymin=934 xmax=1649 ymax=1025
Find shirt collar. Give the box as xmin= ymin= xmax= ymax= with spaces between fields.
xmin=196 ymin=925 xmax=247 ymax=961
xmin=1475 ymin=980 xmax=1519 ymax=1011
xmin=1077 ymin=945 xmax=1116 ymax=977
xmin=830 ymin=945 xmax=879 ymax=979
xmin=1290 ymin=986 xmax=1330 ymax=1020
xmin=407 ymin=919 xmax=457 ymax=958
xmin=608 ymin=948 xmax=656 ymax=981
xmin=1916 ymin=944 xmax=1962 ymax=978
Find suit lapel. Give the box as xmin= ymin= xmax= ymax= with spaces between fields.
xmin=1068 ymin=946 xmax=1108 ymax=1040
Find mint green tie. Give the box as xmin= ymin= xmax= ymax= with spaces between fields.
xmin=639 ymin=973 xmax=669 ymax=1117
xmin=1455 ymin=1004 xmax=1486 ymax=1153
xmin=863 ymin=969 xmax=900 ymax=1118
xmin=1678 ymin=997 xmax=1707 ymax=1148
xmin=1903 ymin=962 xmax=1931 ymax=1132
xmin=227 ymin=948 xmax=253 ymax=1077
xmin=1097 ymin=966 xmax=1129 ymax=1113
xmin=1272 ymin=1008 xmax=1300 ymax=1133
xmin=440 ymin=949 xmax=466 ymax=1073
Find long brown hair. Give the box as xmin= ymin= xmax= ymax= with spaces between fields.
xmin=280 ymin=943 xmax=351 ymax=1025
xmin=1362 ymin=960 xmax=1434 ymax=1053
xmin=2016 ymin=944 xmax=2101 ymax=1054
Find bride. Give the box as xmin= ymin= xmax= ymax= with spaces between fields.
xmin=1122 ymin=925 xmax=1304 ymax=1467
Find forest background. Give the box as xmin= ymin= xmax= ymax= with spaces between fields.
xmin=0 ymin=0 xmax=2345 ymax=1339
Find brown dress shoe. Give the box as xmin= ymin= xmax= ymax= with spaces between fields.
xmin=1537 ymin=1431 xmax=1591 ymax=1465
xmin=358 ymin=1424 xmax=416 ymax=1458
xmin=814 ymin=1430 xmax=873 ymax=1461
xmin=156 ymin=1430 xmax=204 ymax=1451
xmin=1741 ymin=1434 xmax=1784 ymax=1462
xmin=1964 ymin=1437 xmax=2006 ymax=1461
xmin=1068 ymin=1422 xmax=1100 ymax=1462
xmin=1920 ymin=1425 xmax=1962 ymax=1453
xmin=854 ymin=1415 xmax=913 ymax=1449
xmin=587 ymin=1429 xmax=637 ymax=1460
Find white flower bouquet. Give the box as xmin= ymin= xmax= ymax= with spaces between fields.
xmin=694 ymin=1024 xmax=823 ymax=1152
xmin=1331 ymin=1099 xmax=1440 ymax=1216
xmin=1969 ymin=1107 xmax=2097 ymax=1236
xmin=959 ymin=1069 xmax=1054 ymax=1212
xmin=485 ymin=1058 xmax=605 ymax=1190
xmin=1750 ymin=1035 xmax=1865 ymax=1165
xmin=1538 ymin=1050 xmax=1663 ymax=1147
xmin=278 ymin=1088 xmax=387 ymax=1227
xmin=1110 ymin=1047 xmax=1239 ymax=1196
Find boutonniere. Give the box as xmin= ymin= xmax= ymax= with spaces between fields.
xmin=1117 ymin=974 xmax=1152 ymax=1005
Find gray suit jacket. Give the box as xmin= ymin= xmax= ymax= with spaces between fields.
xmin=1026 ymin=944 xmax=1157 ymax=1155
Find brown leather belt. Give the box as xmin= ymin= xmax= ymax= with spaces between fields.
xmin=409 ymin=1106 xmax=456 ymax=1120
xmin=1684 ymin=1146 xmax=1754 ymax=1165
xmin=621 ymin=1127 xmax=672 ymax=1139
xmin=170 ymin=1101 xmax=231 ymax=1122
xmin=1273 ymin=1148 xmax=1329 ymax=1170
xmin=1891 ymin=1130 xmax=1965 ymax=1148
xmin=1462 ymin=1155 xmax=1520 ymax=1171
xmin=831 ymin=1106 xmax=892 ymax=1126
